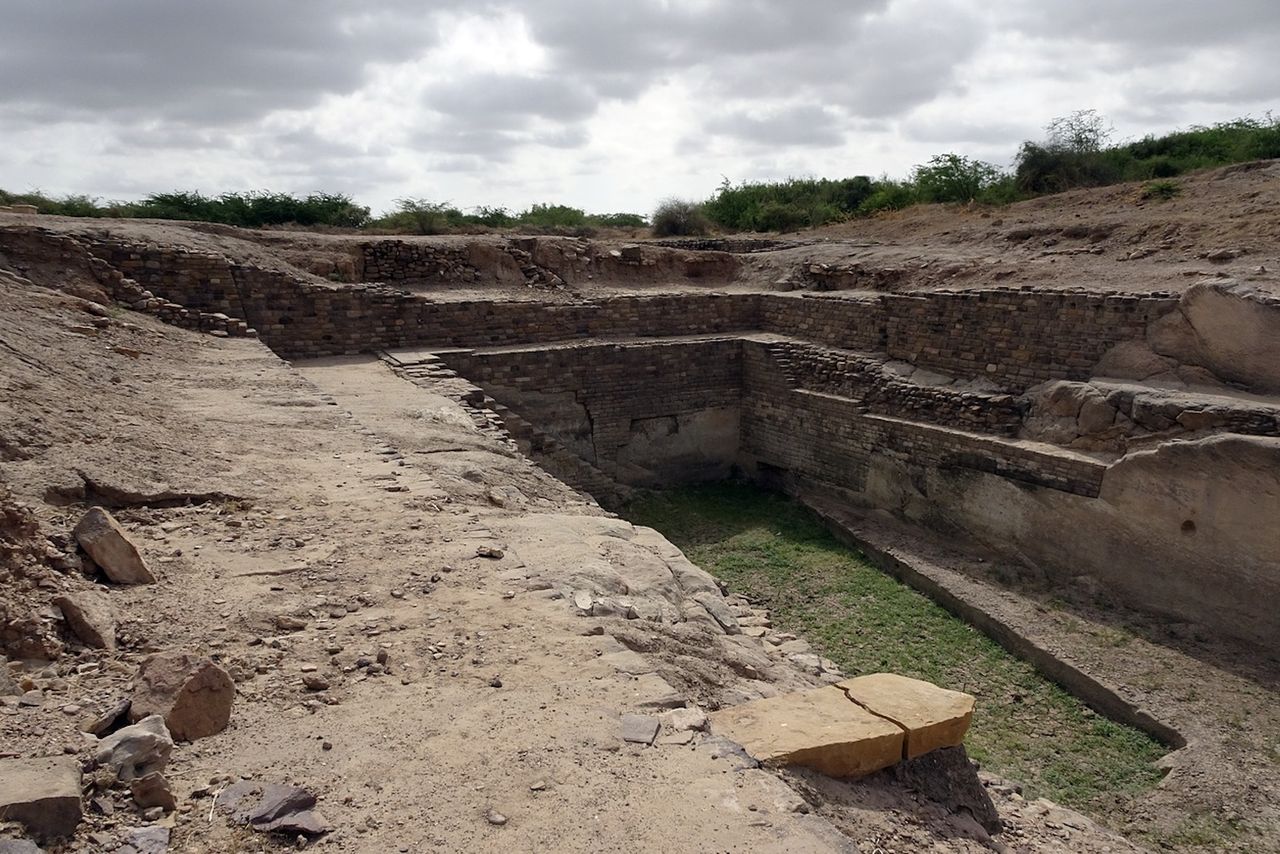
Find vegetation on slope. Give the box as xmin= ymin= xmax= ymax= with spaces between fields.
xmin=696 ymin=111 xmax=1280 ymax=232
xmin=625 ymin=482 xmax=1166 ymax=818
xmin=4 ymin=111 xmax=1277 ymax=234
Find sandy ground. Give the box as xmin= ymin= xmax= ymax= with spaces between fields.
xmin=0 ymin=276 xmax=1150 ymax=853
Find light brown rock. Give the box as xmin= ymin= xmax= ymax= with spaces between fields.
xmin=709 ymin=685 xmax=903 ymax=779
xmin=73 ymin=507 xmax=155 ymax=584
xmin=130 ymin=772 xmax=176 ymax=811
xmin=53 ymin=592 xmax=116 ymax=650
xmin=0 ymin=755 xmax=83 ymax=841
xmin=838 ymin=673 xmax=975 ymax=759
xmin=130 ymin=652 xmax=235 ymax=741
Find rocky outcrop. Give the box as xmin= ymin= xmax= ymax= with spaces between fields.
xmin=1147 ymin=279 xmax=1280 ymax=393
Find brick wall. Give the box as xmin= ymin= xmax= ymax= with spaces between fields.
xmin=441 ymin=338 xmax=743 ymax=480
xmin=758 ymin=290 xmax=1178 ymax=389
xmin=740 ymin=343 xmax=1107 ymax=498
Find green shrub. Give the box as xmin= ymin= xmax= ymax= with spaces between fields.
xmin=651 ymin=198 xmax=710 ymax=236
xmin=857 ymin=180 xmax=918 ymax=215
xmin=1140 ymin=180 xmax=1182 ymax=201
xmin=517 ymin=203 xmax=588 ymax=229
xmin=913 ymin=153 xmax=1005 ymax=203
xmin=592 ymin=212 xmax=649 ymax=228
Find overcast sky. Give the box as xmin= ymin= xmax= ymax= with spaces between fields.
xmin=2 ymin=1 xmax=1277 ymax=216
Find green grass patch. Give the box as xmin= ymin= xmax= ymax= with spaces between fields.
xmin=625 ymin=482 xmax=1166 ymax=816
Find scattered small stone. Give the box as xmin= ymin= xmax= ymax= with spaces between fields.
xmin=487 ymin=675 xmax=503 ymax=688
xmin=476 ymin=546 xmax=504 ymax=559
xmin=485 ymin=809 xmax=508 ymax=826
xmin=529 ymin=780 xmax=546 ymax=792
xmin=53 ymin=592 xmax=117 ymax=650
xmin=274 ymin=615 xmax=308 ymax=631
xmin=94 ymin=715 xmax=174 ymax=781
xmin=620 ymin=714 xmax=660 ymax=746
xmin=119 ymin=825 xmax=171 ymax=854
xmin=131 ymin=771 xmax=177 ymax=812
xmin=302 ymin=674 xmax=330 ymax=692
xmin=129 ymin=652 xmax=235 ymax=741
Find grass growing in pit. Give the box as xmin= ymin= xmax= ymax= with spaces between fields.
xmin=625 ymin=482 xmax=1166 ymax=817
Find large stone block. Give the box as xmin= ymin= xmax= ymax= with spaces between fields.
xmin=73 ymin=507 xmax=155 ymax=584
xmin=130 ymin=652 xmax=235 ymax=741
xmin=53 ymin=592 xmax=116 ymax=650
xmin=709 ymin=685 xmax=904 ymax=778
xmin=838 ymin=673 xmax=975 ymax=759
xmin=0 ymin=756 xmax=83 ymax=841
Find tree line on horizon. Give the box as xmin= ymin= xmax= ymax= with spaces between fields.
xmin=4 ymin=111 xmax=1277 ymax=236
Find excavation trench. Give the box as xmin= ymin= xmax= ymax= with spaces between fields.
xmin=366 ymin=342 xmax=1182 ymax=820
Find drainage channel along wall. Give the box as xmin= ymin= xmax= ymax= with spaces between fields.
xmin=65 ymin=234 xmax=1280 ymax=651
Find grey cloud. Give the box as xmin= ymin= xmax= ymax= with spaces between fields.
xmin=900 ymin=116 xmax=1038 ymax=146
xmin=521 ymin=0 xmax=888 ymax=98
xmin=0 ymin=0 xmax=444 ymax=123
xmin=999 ymin=0 xmax=1280 ymax=48
xmin=705 ymin=106 xmax=846 ymax=147
xmin=424 ymin=73 xmax=598 ymax=126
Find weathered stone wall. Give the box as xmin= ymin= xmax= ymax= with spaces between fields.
xmin=441 ymin=338 xmax=744 ymax=485
xmin=740 ymin=342 xmax=1107 ymax=498
xmin=759 ymin=291 xmax=1179 ymax=390
xmin=773 ymin=340 xmax=1026 ymax=435
xmin=84 ymin=241 xmax=243 ymax=314
xmin=73 ymin=237 xmax=1185 ymax=392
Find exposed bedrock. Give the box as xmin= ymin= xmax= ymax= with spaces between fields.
xmin=864 ymin=435 xmax=1280 ymax=649
xmin=1097 ymin=278 xmax=1280 ymax=394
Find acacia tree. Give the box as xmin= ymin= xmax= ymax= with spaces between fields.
xmin=912 ymin=154 xmax=1003 ymax=203
xmin=1045 ymin=109 xmax=1114 ymax=154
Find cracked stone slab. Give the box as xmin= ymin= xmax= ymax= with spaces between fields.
xmin=838 ymin=673 xmax=975 ymax=760
xmin=709 ymin=685 xmax=903 ymax=779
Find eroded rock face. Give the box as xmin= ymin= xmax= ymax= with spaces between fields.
xmin=1148 ymin=279 xmax=1280 ymax=393
xmin=0 ymin=755 xmax=83 ymax=841
xmin=891 ymin=746 xmax=1001 ymax=834
xmin=130 ymin=652 xmax=234 ymax=741
xmin=73 ymin=507 xmax=155 ymax=585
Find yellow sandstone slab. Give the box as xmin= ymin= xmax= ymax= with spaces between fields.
xmin=709 ymin=685 xmax=904 ymax=779
xmin=839 ymin=673 xmax=975 ymax=759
